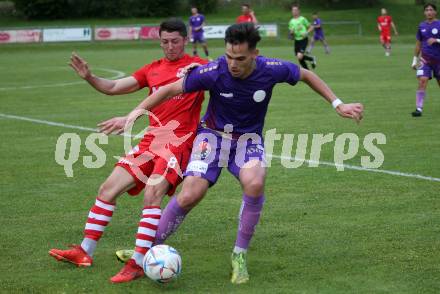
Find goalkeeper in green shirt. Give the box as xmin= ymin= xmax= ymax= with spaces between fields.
xmin=288 ymin=5 xmax=316 ymax=69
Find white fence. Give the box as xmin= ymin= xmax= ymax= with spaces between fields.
xmin=0 ymin=23 xmax=279 ymax=44
xmin=0 ymin=21 xmax=362 ymax=44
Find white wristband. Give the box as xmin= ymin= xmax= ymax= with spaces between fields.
xmin=436 ymin=39 xmax=440 ymax=43
xmin=412 ymin=56 xmax=418 ymax=67
xmin=332 ymin=98 xmax=343 ymax=109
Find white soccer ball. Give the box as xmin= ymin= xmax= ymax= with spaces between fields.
xmin=143 ymin=245 xmax=182 ymax=283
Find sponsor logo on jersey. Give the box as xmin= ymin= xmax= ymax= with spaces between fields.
xmin=246 ymin=144 xmax=265 ymax=155
xmin=220 ymin=92 xmax=234 ymax=98
xmin=199 ymin=65 xmax=218 ymax=74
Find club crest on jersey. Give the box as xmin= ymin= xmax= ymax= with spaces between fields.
xmin=193 ymin=140 xmax=212 ymax=160
xmin=253 ymin=90 xmax=266 ymax=102
xmin=432 ymin=28 xmax=438 ymax=35
xmin=176 ymin=67 xmax=186 ymax=78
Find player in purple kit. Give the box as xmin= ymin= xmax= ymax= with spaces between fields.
xmin=189 ymin=6 xmax=211 ymax=60
xmin=411 ymin=3 xmax=440 ymax=117
xmin=307 ymin=12 xmax=330 ymax=54
xmin=108 ymin=23 xmax=363 ymax=284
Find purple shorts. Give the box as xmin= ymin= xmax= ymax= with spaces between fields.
xmin=417 ymin=58 xmax=440 ymax=80
xmin=184 ymin=126 xmax=266 ymax=186
xmin=191 ymin=32 xmax=205 ymax=43
xmin=313 ymin=31 xmax=325 ymax=41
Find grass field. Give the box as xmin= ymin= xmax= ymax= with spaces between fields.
xmin=1 ymin=36 xmax=440 ymax=293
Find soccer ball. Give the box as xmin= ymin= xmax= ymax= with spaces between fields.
xmin=143 ymin=245 xmax=182 ymax=283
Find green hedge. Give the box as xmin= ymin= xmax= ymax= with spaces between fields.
xmin=13 ymin=0 xmax=183 ymax=19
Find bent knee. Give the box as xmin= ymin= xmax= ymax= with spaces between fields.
xmin=143 ymin=183 xmax=169 ymax=206
xmin=98 ymin=182 xmax=118 ymax=203
xmin=242 ymin=177 xmax=265 ymax=196
xmin=176 ymin=190 xmax=202 ymax=210
xmin=418 ymin=78 xmax=429 ymax=88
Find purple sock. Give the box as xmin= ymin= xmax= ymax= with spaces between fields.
xmin=154 ymin=196 xmax=188 ymax=245
xmin=235 ymin=194 xmax=265 ymax=250
xmin=416 ymin=90 xmax=426 ymax=110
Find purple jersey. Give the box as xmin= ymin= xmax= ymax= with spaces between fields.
xmin=416 ymin=20 xmax=440 ymax=63
xmin=183 ymin=56 xmax=301 ymax=135
xmin=313 ymin=18 xmax=323 ymax=35
xmin=189 ymin=14 xmax=205 ymax=33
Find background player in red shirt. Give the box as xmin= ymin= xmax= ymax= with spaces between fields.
xmin=49 ymin=18 xmax=207 ymax=283
xmin=377 ymin=8 xmax=399 ymax=56
xmin=236 ymin=3 xmax=258 ymax=24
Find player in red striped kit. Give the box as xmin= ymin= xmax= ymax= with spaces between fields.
xmin=48 ymin=18 xmax=207 ymax=283
xmin=377 ymin=8 xmax=398 ymax=56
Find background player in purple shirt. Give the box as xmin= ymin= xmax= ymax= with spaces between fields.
xmin=189 ymin=6 xmax=211 ymax=60
xmin=411 ymin=3 xmax=440 ymax=117
xmin=107 ymin=23 xmax=363 ymax=284
xmin=307 ymin=12 xmax=330 ymax=54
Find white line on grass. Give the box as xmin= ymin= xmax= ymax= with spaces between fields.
xmin=0 ymin=67 xmax=126 ymax=91
xmin=269 ymin=154 xmax=440 ymax=183
xmin=0 ymin=113 xmax=98 ymax=132
xmin=1 ymin=113 xmax=439 ymax=183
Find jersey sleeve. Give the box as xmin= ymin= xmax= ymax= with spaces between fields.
xmin=132 ymin=64 xmax=151 ymax=89
xmin=303 ymin=17 xmax=310 ymax=28
xmin=183 ymin=63 xmax=217 ymax=93
xmin=416 ymin=25 xmax=422 ymax=41
xmin=288 ymin=19 xmax=294 ymax=31
xmin=270 ymin=60 xmax=301 ymax=85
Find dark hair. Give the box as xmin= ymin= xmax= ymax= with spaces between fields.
xmin=242 ymin=3 xmax=250 ymax=8
xmin=225 ymin=23 xmax=261 ymax=50
xmin=424 ymin=3 xmax=437 ymax=11
xmin=159 ymin=18 xmax=187 ymax=37
xmin=312 ymin=11 xmax=318 ymax=15
xmin=292 ymin=4 xmax=299 ymax=9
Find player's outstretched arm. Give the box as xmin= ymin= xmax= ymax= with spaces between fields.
xmin=392 ymin=22 xmax=398 ymax=35
xmin=98 ymin=79 xmax=185 ymax=135
xmin=69 ymin=52 xmax=140 ymax=95
xmin=300 ymin=68 xmax=364 ymax=123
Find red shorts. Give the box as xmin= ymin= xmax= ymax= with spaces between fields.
xmin=116 ymin=141 xmax=192 ymax=196
xmin=380 ymin=33 xmax=391 ymax=44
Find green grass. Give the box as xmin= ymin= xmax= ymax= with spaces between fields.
xmin=1 ymin=37 xmax=440 ymax=293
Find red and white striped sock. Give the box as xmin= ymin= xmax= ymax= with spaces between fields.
xmin=132 ymin=206 xmax=161 ymax=267
xmin=81 ymin=197 xmax=115 ymax=256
